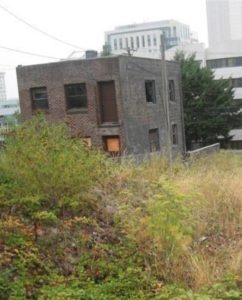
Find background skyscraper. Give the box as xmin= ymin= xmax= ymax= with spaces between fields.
xmin=206 ymin=0 xmax=242 ymax=48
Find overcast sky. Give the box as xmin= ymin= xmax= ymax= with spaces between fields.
xmin=0 ymin=0 xmax=208 ymax=99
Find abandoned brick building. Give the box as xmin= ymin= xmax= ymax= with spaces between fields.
xmin=16 ymin=55 xmax=185 ymax=156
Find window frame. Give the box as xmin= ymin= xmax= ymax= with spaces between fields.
xmin=30 ymin=86 xmax=49 ymax=110
xmin=153 ymin=35 xmax=157 ymax=47
xmin=172 ymin=123 xmax=178 ymax=145
xmin=113 ymin=38 xmax=118 ymax=50
xmin=145 ymin=80 xmax=156 ymax=103
xmin=98 ymin=80 xmax=119 ymax=124
xmin=119 ymin=38 xmax=123 ymax=49
xmin=130 ymin=36 xmax=134 ymax=49
xmin=136 ymin=36 xmax=140 ymax=48
xmin=65 ymin=83 xmax=88 ymax=112
xmin=142 ymin=35 xmax=145 ymax=47
xmin=149 ymin=128 xmax=160 ymax=152
xmin=168 ymin=79 xmax=176 ymax=102
xmin=102 ymin=135 xmax=121 ymax=155
xmin=125 ymin=38 xmax=129 ymax=48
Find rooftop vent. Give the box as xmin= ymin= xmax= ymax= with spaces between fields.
xmin=85 ymin=50 xmax=98 ymax=59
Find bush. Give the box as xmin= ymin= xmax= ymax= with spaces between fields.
xmin=1 ymin=117 xmax=242 ymax=298
xmin=0 ymin=115 xmax=107 ymax=224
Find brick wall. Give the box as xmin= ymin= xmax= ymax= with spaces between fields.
xmin=17 ymin=57 xmax=125 ymax=149
xmin=17 ymin=56 xmax=185 ymax=156
xmin=118 ymin=56 xmax=185 ymax=155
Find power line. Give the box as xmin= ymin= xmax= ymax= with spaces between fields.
xmin=0 ymin=2 xmax=85 ymax=51
xmin=0 ymin=45 xmax=61 ymax=60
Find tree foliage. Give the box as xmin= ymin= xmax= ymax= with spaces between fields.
xmin=174 ymin=52 xmax=242 ymax=149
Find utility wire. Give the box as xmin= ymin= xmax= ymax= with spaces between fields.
xmin=0 ymin=45 xmax=61 ymax=60
xmin=0 ymin=2 xmax=85 ymax=51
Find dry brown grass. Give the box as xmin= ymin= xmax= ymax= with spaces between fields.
xmin=112 ymin=151 xmax=242 ymax=290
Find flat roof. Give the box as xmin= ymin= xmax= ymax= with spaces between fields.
xmin=115 ymin=19 xmax=188 ymax=31
xmin=16 ymin=55 xmax=179 ymax=70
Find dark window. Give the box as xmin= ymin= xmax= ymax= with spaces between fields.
xmin=169 ymin=80 xmax=176 ymax=101
xmin=114 ymin=39 xmax=118 ymax=50
xmin=142 ymin=35 xmax=145 ymax=47
xmin=130 ymin=37 xmax=134 ymax=49
xmin=145 ymin=80 xmax=156 ymax=103
xmin=98 ymin=81 xmax=118 ymax=123
xmin=232 ymin=78 xmax=242 ymax=88
xmin=119 ymin=38 xmax=123 ymax=49
xmin=153 ymin=35 xmax=157 ymax=46
xmin=125 ymin=38 xmax=129 ymax=48
xmin=65 ymin=83 xmax=87 ymax=110
xmin=149 ymin=129 xmax=160 ymax=152
xmin=173 ymin=26 xmax=177 ymax=37
xmin=31 ymin=87 xmax=49 ymax=110
xmin=207 ymin=57 xmax=242 ymax=69
xmin=147 ymin=35 xmax=151 ymax=47
xmin=103 ymin=135 xmax=120 ymax=155
xmin=136 ymin=36 xmax=140 ymax=48
xmin=172 ymin=124 xmax=178 ymax=145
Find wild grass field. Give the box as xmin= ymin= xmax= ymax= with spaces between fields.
xmin=1 ymin=117 xmax=242 ymax=299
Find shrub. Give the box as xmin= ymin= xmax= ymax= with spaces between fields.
xmin=0 ymin=115 xmax=107 ymax=225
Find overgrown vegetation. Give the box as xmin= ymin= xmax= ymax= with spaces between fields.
xmin=1 ymin=116 xmax=242 ymax=299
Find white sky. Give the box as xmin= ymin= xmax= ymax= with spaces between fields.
xmin=0 ymin=0 xmax=208 ymax=99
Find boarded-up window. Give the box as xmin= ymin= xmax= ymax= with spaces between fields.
xmin=169 ymin=80 xmax=176 ymax=102
xmin=103 ymin=136 xmax=120 ymax=154
xmin=65 ymin=83 xmax=87 ymax=110
xmin=145 ymin=80 xmax=156 ymax=103
xmin=172 ymin=124 xmax=178 ymax=145
xmin=31 ymin=87 xmax=49 ymax=110
xmin=98 ymin=81 xmax=118 ymax=123
xmin=149 ymin=129 xmax=160 ymax=152
xmin=81 ymin=137 xmax=92 ymax=148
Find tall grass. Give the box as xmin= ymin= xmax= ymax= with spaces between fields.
xmin=111 ymin=152 xmax=242 ymax=290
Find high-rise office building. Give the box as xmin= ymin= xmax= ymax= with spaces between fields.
xmin=206 ymin=0 xmax=242 ymax=149
xmin=105 ymin=20 xmax=197 ymax=59
xmin=206 ymin=0 xmax=242 ymax=48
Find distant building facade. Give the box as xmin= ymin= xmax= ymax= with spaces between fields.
xmin=105 ymin=20 xmax=198 ymax=59
xmin=206 ymin=0 xmax=242 ymax=49
xmin=0 ymin=99 xmax=20 ymax=142
xmin=206 ymin=0 xmax=242 ymax=149
xmin=0 ymin=72 xmax=7 ymax=102
xmin=206 ymin=0 xmax=242 ymax=102
xmin=17 ymin=56 xmax=185 ymax=157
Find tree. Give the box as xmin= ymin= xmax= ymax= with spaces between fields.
xmin=174 ymin=52 xmax=242 ymax=150
xmin=101 ymin=43 xmax=111 ymax=57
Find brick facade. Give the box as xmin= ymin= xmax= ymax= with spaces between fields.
xmin=16 ymin=56 xmax=185 ymax=156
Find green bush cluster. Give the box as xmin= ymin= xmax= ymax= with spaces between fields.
xmin=0 ymin=116 xmax=242 ymax=299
